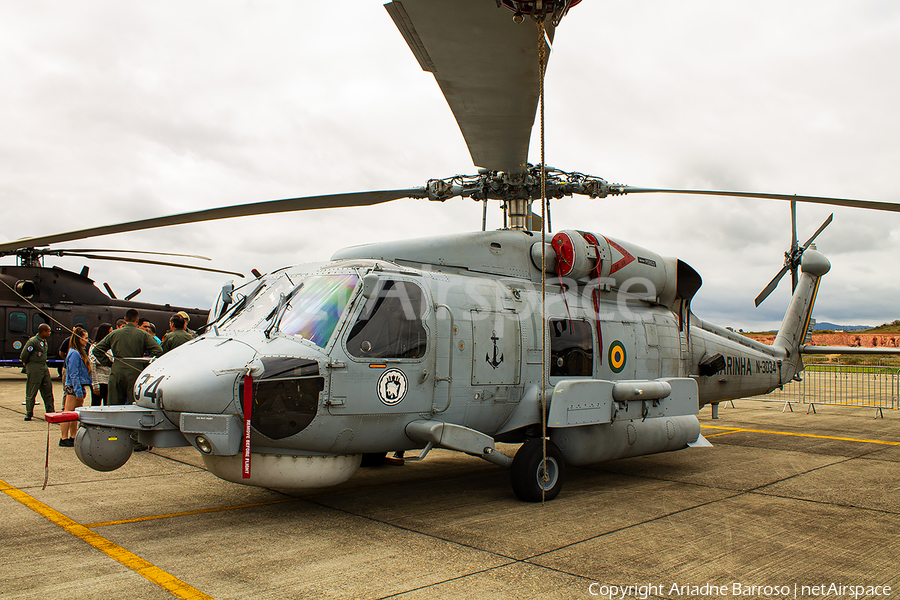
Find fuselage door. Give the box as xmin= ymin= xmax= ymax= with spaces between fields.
xmin=471 ymin=310 xmax=521 ymax=386
xmin=329 ymin=278 xmax=433 ymax=415
xmin=641 ymin=316 xmax=661 ymax=376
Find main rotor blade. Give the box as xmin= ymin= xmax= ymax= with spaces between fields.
xmin=386 ymin=0 xmax=552 ymax=173
xmin=46 ymin=248 xmax=213 ymax=261
xmin=0 ymin=189 xmax=424 ymax=253
xmin=754 ymin=263 xmax=791 ymax=307
xmin=618 ymin=187 xmax=900 ymax=213
xmin=63 ymin=253 xmax=244 ymax=277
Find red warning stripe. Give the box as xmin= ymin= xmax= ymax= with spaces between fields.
xmin=604 ymin=237 xmax=635 ymax=274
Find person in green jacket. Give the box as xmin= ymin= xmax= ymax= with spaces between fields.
xmin=91 ymin=309 xmax=163 ymax=405
xmin=20 ymin=323 xmax=55 ymax=420
xmin=161 ymin=313 xmax=194 ymax=353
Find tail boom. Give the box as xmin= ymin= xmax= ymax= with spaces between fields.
xmin=773 ymin=249 xmax=830 ymax=380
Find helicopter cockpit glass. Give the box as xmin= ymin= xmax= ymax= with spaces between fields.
xmin=549 ymin=318 xmax=593 ymax=377
xmin=216 ymin=280 xmax=268 ymax=329
xmin=219 ymin=273 xmax=359 ymax=348
xmin=209 ymin=281 xmax=235 ymax=323
xmin=346 ymin=279 xmax=427 ymax=360
xmin=276 ymin=274 xmax=358 ymax=345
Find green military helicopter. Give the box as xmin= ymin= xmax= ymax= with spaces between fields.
xmin=3 ymin=0 xmax=899 ymax=501
xmin=1 ymin=247 xmax=242 ymax=369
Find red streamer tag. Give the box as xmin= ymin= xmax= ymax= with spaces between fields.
xmin=242 ymin=374 xmax=253 ymax=479
xmin=44 ymin=411 xmax=80 ymax=423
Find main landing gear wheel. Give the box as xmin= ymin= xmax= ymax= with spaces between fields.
xmin=511 ymin=438 xmax=566 ymax=502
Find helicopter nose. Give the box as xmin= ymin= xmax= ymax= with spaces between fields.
xmin=134 ymin=337 xmax=257 ymax=415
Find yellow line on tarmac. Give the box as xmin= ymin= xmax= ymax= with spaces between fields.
xmin=700 ymin=426 xmax=900 ymax=446
xmin=0 ymin=478 xmax=214 ymax=600
xmin=85 ymin=498 xmax=294 ymax=528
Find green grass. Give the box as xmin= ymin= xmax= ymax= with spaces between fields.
xmin=807 ymin=355 xmax=900 ymax=367
xmin=858 ymin=320 xmax=900 ymax=333
xmin=805 ymin=363 xmax=900 ymax=373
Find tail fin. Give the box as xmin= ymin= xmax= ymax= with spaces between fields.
xmin=773 ymin=249 xmax=831 ymax=380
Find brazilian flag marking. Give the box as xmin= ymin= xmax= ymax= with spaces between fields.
xmin=609 ymin=341 xmax=627 ymax=373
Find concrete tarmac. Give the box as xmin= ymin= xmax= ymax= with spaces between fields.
xmin=1 ymin=369 xmax=898 ymax=600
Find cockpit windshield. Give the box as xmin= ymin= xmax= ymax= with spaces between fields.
xmin=220 ymin=273 xmax=359 ymax=347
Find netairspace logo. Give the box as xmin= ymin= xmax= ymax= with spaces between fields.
xmin=586 ymin=582 xmax=894 ymax=599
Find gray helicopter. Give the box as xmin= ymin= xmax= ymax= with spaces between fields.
xmin=5 ymin=0 xmax=900 ymax=502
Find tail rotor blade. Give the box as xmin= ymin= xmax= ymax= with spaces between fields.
xmin=755 ymin=263 xmax=791 ymax=307
xmin=758 ymin=209 xmax=833 ymax=304
xmin=801 ymin=213 xmax=833 ymax=250
xmin=790 ymin=200 xmax=798 ymax=251
xmin=790 ymin=200 xmax=798 ymax=291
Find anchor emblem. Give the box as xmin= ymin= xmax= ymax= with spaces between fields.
xmin=486 ymin=330 xmax=504 ymax=369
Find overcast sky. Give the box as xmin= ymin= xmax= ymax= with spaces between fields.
xmin=2 ymin=1 xmax=899 ymax=331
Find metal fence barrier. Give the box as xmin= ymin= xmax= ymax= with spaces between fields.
xmin=755 ymin=364 xmax=899 ymax=417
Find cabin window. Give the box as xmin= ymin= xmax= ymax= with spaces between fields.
xmin=32 ymin=313 xmax=49 ymax=334
xmin=9 ymin=312 xmax=26 ymax=334
xmin=74 ymin=316 xmax=88 ymax=329
xmin=346 ymin=280 xmax=427 ymax=360
xmin=549 ymin=319 xmax=593 ymax=377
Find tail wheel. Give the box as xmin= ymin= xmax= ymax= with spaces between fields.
xmin=511 ymin=438 xmax=566 ymax=502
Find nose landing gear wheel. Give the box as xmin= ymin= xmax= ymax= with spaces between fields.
xmin=511 ymin=438 xmax=566 ymax=502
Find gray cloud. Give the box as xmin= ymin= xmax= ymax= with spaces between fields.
xmin=2 ymin=1 xmax=898 ymax=331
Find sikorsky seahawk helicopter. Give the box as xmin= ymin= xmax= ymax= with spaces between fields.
xmin=4 ymin=0 xmax=900 ymax=502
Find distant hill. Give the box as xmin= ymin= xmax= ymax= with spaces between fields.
xmin=858 ymin=321 xmax=900 ymax=333
xmin=812 ymin=322 xmax=872 ymax=332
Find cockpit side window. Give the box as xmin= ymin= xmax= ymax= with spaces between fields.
xmin=346 ymin=280 xmax=427 ymax=360
xmin=549 ymin=319 xmax=593 ymax=377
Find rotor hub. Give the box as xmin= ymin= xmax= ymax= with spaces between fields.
xmin=425 ymin=166 xmax=618 ymax=204
xmin=16 ymin=248 xmax=47 ymax=268
xmin=498 ymin=0 xmax=581 ymax=25
xmin=424 ymin=166 xmax=622 ymax=230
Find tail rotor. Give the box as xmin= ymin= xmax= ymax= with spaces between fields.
xmin=755 ymin=201 xmax=833 ymax=307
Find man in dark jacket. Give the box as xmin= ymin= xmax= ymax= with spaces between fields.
xmin=20 ymin=323 xmax=55 ymax=420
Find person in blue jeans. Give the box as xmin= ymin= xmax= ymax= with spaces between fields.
xmin=61 ymin=327 xmax=92 ymax=447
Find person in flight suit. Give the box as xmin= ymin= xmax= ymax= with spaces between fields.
xmin=175 ymin=311 xmax=197 ymax=338
xmin=91 ymin=309 xmax=163 ymax=405
xmin=20 ymin=323 xmax=55 ymax=420
xmin=161 ymin=313 xmax=193 ymax=353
